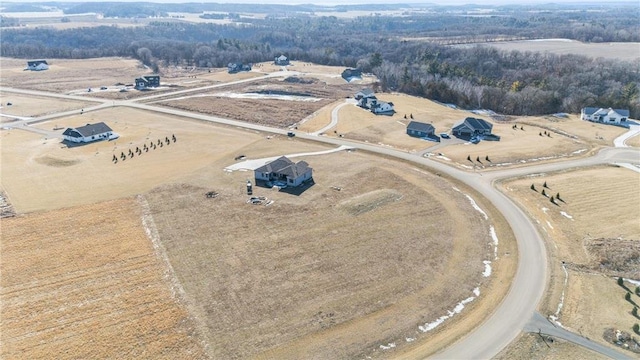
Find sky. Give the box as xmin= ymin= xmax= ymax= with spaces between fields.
xmin=6 ymin=0 xmax=623 ymax=4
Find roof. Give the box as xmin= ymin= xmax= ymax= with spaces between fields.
xmin=276 ymin=55 xmax=288 ymax=61
xmin=454 ymin=117 xmax=492 ymax=132
xmin=357 ymin=88 xmax=375 ymax=97
xmin=407 ymin=121 xmax=434 ymax=133
xmin=27 ymin=60 xmax=48 ymax=65
xmin=63 ymin=122 xmax=112 ymax=137
xmin=583 ymin=107 xmax=629 ymax=117
xmin=255 ymin=156 xmax=311 ymax=179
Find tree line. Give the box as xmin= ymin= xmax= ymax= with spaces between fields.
xmin=1 ymin=5 xmax=638 ymax=117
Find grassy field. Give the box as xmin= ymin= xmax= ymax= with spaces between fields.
xmin=0 ymin=106 xmax=267 ymax=213
xmin=496 ymin=333 xmax=607 ymax=360
xmin=482 ymin=40 xmax=640 ymax=62
xmin=499 ymin=165 xmax=640 ymax=356
xmin=0 ymin=91 xmax=91 ymax=120
xmin=144 ymin=148 xmax=515 ymax=359
xmin=0 ymin=198 xmax=206 ymax=359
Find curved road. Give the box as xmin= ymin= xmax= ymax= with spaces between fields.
xmin=2 ymin=82 xmax=639 ymax=359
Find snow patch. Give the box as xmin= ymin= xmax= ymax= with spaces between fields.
xmin=379 ymin=343 xmax=396 ymax=350
xmin=464 ymin=194 xmax=488 ymax=220
xmin=489 ymin=226 xmax=499 ymax=259
xmin=546 ymin=221 xmax=554 ymax=229
xmin=550 ymin=263 xmax=568 ymax=327
xmin=541 ymin=207 xmax=549 ymax=214
xmin=405 ymin=337 xmax=415 ymax=343
xmin=418 ymin=288 xmax=479 ymax=333
xmin=560 ymin=211 xmax=573 ymax=220
xmin=473 ymin=287 xmax=480 ymax=296
xmin=482 ymin=260 xmax=492 ymax=277
xmin=625 ymin=278 xmax=640 ymax=286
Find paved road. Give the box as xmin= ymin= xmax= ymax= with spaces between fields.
xmin=524 ymin=312 xmax=635 ymax=359
xmin=2 ymin=82 xmax=639 ymax=359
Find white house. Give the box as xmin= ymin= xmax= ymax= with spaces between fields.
xmin=62 ymin=122 xmax=118 ymax=143
xmin=25 ymin=60 xmax=49 ymax=71
xmin=355 ymin=88 xmax=376 ymax=101
xmin=371 ymin=101 xmax=395 ymax=115
xmin=254 ymin=156 xmax=312 ymax=187
xmin=275 ymin=55 xmax=290 ymax=66
xmin=581 ymin=107 xmax=629 ymax=125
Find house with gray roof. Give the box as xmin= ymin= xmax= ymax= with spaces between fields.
xmin=452 ymin=117 xmax=498 ymax=141
xmin=581 ymin=107 xmax=629 ymax=125
xmin=62 ymin=122 xmax=118 ymax=143
xmin=254 ymin=156 xmax=312 ymax=187
xmin=407 ymin=121 xmax=439 ymax=142
xmin=25 ymin=60 xmax=49 ymax=71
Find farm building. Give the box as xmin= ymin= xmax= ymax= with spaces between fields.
xmin=62 ymin=122 xmax=118 ymax=143
xmin=135 ymin=75 xmax=160 ymax=89
xmin=275 ymin=55 xmax=290 ymax=66
xmin=581 ymin=107 xmax=629 ymax=125
xmin=452 ymin=117 xmax=497 ymax=140
xmin=254 ymin=156 xmax=312 ymax=187
xmin=227 ymin=63 xmax=252 ymax=73
xmin=407 ymin=121 xmax=439 ymax=141
xmin=25 ymin=60 xmax=49 ymax=71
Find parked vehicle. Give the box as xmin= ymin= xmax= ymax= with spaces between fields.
xmin=287 ymin=132 xmax=295 ymax=137
xmin=440 ymin=133 xmax=450 ymax=139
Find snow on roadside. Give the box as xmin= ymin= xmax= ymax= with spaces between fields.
xmin=379 ymin=343 xmax=396 ymax=350
xmin=418 ymin=287 xmax=480 ymax=333
xmin=549 ymin=263 xmax=568 ymax=328
xmin=489 ymin=226 xmax=499 ymax=259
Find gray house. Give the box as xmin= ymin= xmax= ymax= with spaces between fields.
xmin=25 ymin=60 xmax=49 ymax=71
xmin=407 ymin=121 xmax=439 ymax=141
xmin=452 ymin=117 xmax=496 ymax=140
xmin=135 ymin=75 xmax=160 ymax=89
xmin=254 ymin=156 xmax=312 ymax=187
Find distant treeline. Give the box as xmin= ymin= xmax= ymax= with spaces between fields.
xmin=1 ymin=3 xmax=639 ymax=117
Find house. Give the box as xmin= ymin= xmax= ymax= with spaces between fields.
xmin=355 ymin=88 xmax=376 ymax=101
xmin=227 ymin=62 xmax=252 ymax=73
xmin=25 ymin=60 xmax=49 ymax=71
xmin=452 ymin=117 xmax=497 ymax=140
xmin=135 ymin=75 xmax=160 ymax=89
xmin=581 ymin=107 xmax=629 ymax=125
xmin=62 ymin=122 xmax=118 ymax=143
xmin=407 ymin=121 xmax=438 ymax=141
xmin=371 ymin=101 xmax=395 ymax=115
xmin=342 ymin=68 xmax=362 ymax=82
xmin=254 ymin=156 xmax=312 ymax=187
xmin=274 ymin=55 xmax=290 ymax=66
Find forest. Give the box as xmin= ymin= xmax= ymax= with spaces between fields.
xmin=1 ymin=2 xmax=639 ymax=117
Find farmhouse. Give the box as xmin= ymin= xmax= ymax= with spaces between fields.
xmin=254 ymin=156 xmax=312 ymax=187
xmin=25 ymin=60 xmax=49 ymax=71
xmin=227 ymin=63 xmax=252 ymax=73
xmin=581 ymin=107 xmax=629 ymax=125
xmin=452 ymin=117 xmax=499 ymax=140
xmin=135 ymin=75 xmax=160 ymax=89
xmin=371 ymin=101 xmax=395 ymax=115
xmin=62 ymin=122 xmax=118 ymax=143
xmin=275 ymin=55 xmax=290 ymax=66
xmin=407 ymin=121 xmax=439 ymax=141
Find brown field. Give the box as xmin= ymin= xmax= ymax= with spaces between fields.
xmin=499 ymin=165 xmax=640 ymax=356
xmin=482 ymin=40 xmax=640 ymax=62
xmin=625 ymin=133 xmax=640 ymax=147
xmin=155 ymin=77 xmax=358 ymax=128
xmin=0 ymin=198 xmax=206 ymax=359
xmin=0 ymin=91 xmax=91 ymax=120
xmin=144 ymin=148 xmax=516 ymax=359
xmin=0 ymin=106 xmax=272 ymax=213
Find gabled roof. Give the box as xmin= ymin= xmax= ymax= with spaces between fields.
xmin=407 ymin=121 xmax=434 ymax=133
xmin=584 ymin=107 xmax=629 ymax=117
xmin=255 ymin=156 xmax=294 ymax=173
xmin=63 ymin=122 xmax=112 ymax=137
xmin=276 ymin=55 xmax=288 ymax=61
xmin=454 ymin=117 xmax=492 ymax=132
xmin=357 ymin=88 xmax=375 ymax=97
xmin=255 ymin=156 xmax=311 ymax=179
